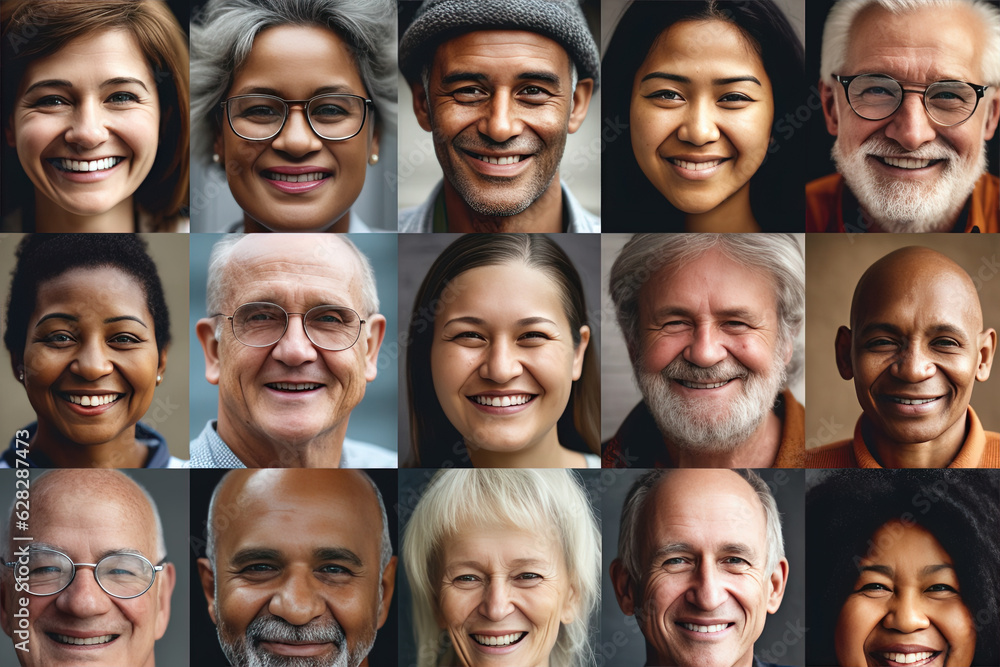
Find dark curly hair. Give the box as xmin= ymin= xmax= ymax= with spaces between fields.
xmin=601 ymin=0 xmax=804 ymax=231
xmin=806 ymin=470 xmax=1000 ymax=666
xmin=4 ymin=234 xmax=172 ymax=366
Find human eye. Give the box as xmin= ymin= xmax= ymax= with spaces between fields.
xmin=518 ymin=331 xmax=552 ymax=343
xmin=318 ymin=563 xmax=354 ymax=576
xmin=926 ymin=583 xmax=959 ymax=594
xmin=31 ymin=95 xmax=71 ymax=109
xmin=931 ymin=338 xmax=960 ymax=348
xmin=107 ymin=91 xmax=139 ymax=105
xmin=448 ymin=331 xmax=486 ymax=343
xmin=865 ymin=337 xmax=897 ymax=349
xmin=722 ymin=556 xmax=750 ymax=566
xmin=109 ymin=333 xmax=142 ymax=345
xmin=518 ymin=85 xmax=553 ymax=102
xmin=645 ymin=89 xmax=684 ymax=104
xmin=723 ymin=320 xmax=751 ymax=330
xmin=857 ymin=582 xmax=891 ymax=595
xmin=39 ymin=331 xmax=75 ymax=347
xmin=719 ymin=92 xmax=754 ymax=107
xmin=451 ymin=86 xmax=488 ymax=103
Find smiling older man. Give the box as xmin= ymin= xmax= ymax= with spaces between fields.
xmin=807 ymin=0 xmax=1000 ymax=233
xmin=604 ymin=234 xmax=805 ymax=468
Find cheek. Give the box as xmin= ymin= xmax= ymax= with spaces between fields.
xmin=641 ymin=337 xmax=685 ymax=373
xmin=835 ymin=599 xmax=877 ymax=657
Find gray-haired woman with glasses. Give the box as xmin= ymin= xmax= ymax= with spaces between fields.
xmin=190 ymin=0 xmax=396 ymax=233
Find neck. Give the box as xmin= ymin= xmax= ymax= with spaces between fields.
xmin=31 ymin=421 xmax=146 ymax=468
xmin=664 ymin=410 xmax=782 ymax=468
xmin=34 ymin=192 xmax=135 ymax=232
xmin=216 ymin=415 xmax=348 ymax=467
xmin=443 ymin=177 xmax=563 ymax=233
xmin=863 ymin=413 xmax=968 ymax=468
xmin=242 ymin=210 xmax=351 ymax=233
xmin=466 ymin=430 xmax=586 ymax=468
xmin=683 ymin=184 xmax=759 ymax=233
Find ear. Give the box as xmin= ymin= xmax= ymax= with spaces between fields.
xmin=10 ymin=352 xmax=23 ymax=383
xmin=766 ymin=558 xmax=789 ymax=614
xmin=196 ymin=318 xmax=222 ymax=386
xmin=153 ymin=562 xmax=177 ymax=640
xmin=982 ymin=89 xmax=1000 ymax=141
xmin=4 ymin=119 xmax=13 ymax=148
xmin=567 ymin=78 xmax=595 ymax=134
xmin=835 ymin=326 xmax=854 ymax=380
xmin=197 ymin=557 xmax=219 ymax=625
xmin=560 ymin=582 xmax=580 ymax=625
xmin=213 ymin=131 xmax=225 ymax=165
xmin=376 ymin=555 xmax=397 ymax=630
xmin=369 ymin=117 xmax=381 ymax=164
xmin=411 ymin=82 xmax=433 ymax=133
xmin=157 ymin=346 xmax=169 ymax=384
xmin=572 ymin=325 xmax=590 ymax=381
xmin=820 ymin=78 xmax=840 ymax=136
xmin=609 ymin=558 xmax=637 ymax=617
xmin=976 ymin=328 xmax=997 ymax=382
xmin=363 ymin=314 xmax=387 ymax=382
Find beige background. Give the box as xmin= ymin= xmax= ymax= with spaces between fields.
xmin=0 ymin=234 xmax=190 ymax=461
xmin=805 ymin=234 xmax=1000 ymax=450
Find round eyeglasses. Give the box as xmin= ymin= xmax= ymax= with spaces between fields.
xmin=221 ymin=93 xmax=372 ymax=141
xmin=216 ymin=302 xmax=366 ymax=351
xmin=3 ymin=548 xmax=165 ymax=598
xmin=833 ymin=74 xmax=988 ymax=127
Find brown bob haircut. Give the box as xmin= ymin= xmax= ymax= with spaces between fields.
xmin=1 ymin=0 xmax=189 ymax=230
xmin=405 ymin=234 xmax=600 ymax=467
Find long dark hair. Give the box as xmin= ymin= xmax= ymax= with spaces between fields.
xmin=601 ymin=0 xmax=804 ymax=231
xmin=405 ymin=234 xmax=599 ymax=467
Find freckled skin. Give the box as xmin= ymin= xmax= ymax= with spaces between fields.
xmin=835 ymin=247 xmax=996 ymax=468
xmin=610 ymin=470 xmax=787 ymax=667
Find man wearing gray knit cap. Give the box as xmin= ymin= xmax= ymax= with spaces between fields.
xmin=398 ymin=0 xmax=600 ymax=233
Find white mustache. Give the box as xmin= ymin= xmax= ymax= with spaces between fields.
xmin=862 ymin=134 xmax=957 ymax=162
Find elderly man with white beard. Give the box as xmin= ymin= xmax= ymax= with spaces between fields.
xmin=807 ymin=0 xmax=1000 ymax=233
xmin=603 ymin=234 xmax=805 ymax=468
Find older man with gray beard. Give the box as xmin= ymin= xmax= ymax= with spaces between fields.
xmin=604 ymin=234 xmax=805 ymax=468
xmin=807 ymin=0 xmax=1000 ymax=233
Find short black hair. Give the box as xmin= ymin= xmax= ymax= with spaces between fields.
xmin=806 ymin=470 xmax=1000 ymax=666
xmin=4 ymin=234 xmax=172 ymax=361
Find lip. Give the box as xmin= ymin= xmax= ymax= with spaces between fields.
xmin=57 ymin=391 xmax=125 ymax=416
xmin=259 ymin=640 xmax=335 ymax=657
xmin=869 ymin=154 xmax=945 ymax=178
xmin=45 ymin=156 xmax=125 ymax=183
xmin=261 ymin=165 xmax=332 ymax=194
xmin=868 ymin=644 xmax=943 ymax=667
xmin=664 ymin=155 xmax=731 ymax=180
xmin=460 ymin=148 xmax=534 ymax=177
xmin=264 ymin=381 xmax=326 ymax=398
xmin=466 ymin=392 xmax=537 ymax=414
xmin=675 ymin=620 xmax=735 ymax=638
xmin=876 ymin=393 xmax=946 ymax=416
xmin=46 ymin=631 xmax=121 ymax=650
xmin=469 ymin=631 xmax=527 ymax=654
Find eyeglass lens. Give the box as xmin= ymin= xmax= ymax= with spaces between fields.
xmin=233 ymin=302 xmax=362 ymax=350
xmin=228 ymin=95 xmax=366 ymax=140
xmin=846 ymin=75 xmax=979 ymax=124
xmin=26 ymin=550 xmax=156 ymax=597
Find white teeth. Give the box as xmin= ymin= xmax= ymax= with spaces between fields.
xmin=882 ymin=651 xmax=934 ymax=664
xmin=476 ymin=155 xmax=522 ymax=165
xmin=54 ymin=157 xmax=123 ymax=172
xmin=681 ymin=623 xmax=729 ymax=633
xmin=65 ymin=394 xmax=119 ymax=407
xmin=53 ymin=633 xmax=116 ymax=645
xmin=881 ymin=156 xmax=933 ymax=169
xmin=678 ymin=379 xmax=730 ymax=389
xmin=473 ymin=394 xmax=532 ymax=407
xmin=270 ymin=382 xmax=322 ymax=391
xmin=889 ymin=396 xmax=938 ymax=405
xmin=472 ymin=632 xmax=524 ymax=646
xmin=671 ymin=158 xmax=723 ymax=171
xmin=266 ymin=172 xmax=328 ymax=183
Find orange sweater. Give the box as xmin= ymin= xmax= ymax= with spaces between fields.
xmin=806 ymin=407 xmax=1000 ymax=468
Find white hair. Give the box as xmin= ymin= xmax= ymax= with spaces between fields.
xmin=820 ymin=0 xmax=1000 ymax=85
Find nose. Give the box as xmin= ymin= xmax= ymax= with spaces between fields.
xmin=269 ymin=567 xmax=326 ymax=626
xmin=478 ymin=93 xmax=524 ymax=143
xmin=683 ymin=326 xmax=728 ymax=368
xmin=269 ymin=105 xmax=323 ymax=157
xmin=883 ymin=590 xmax=930 ymax=634
xmin=54 ymin=568 xmax=114 ymax=618
xmin=480 ymin=579 xmax=516 ymax=621
xmin=890 ymin=344 xmax=936 ymax=383
xmin=685 ymin=563 xmax=728 ymax=611
xmin=478 ymin=340 xmax=523 ymax=384
xmin=677 ymin=99 xmax=721 ymax=146
xmin=63 ymin=100 xmax=110 ymax=149
xmin=71 ymin=338 xmax=114 ymax=381
xmin=883 ymin=92 xmax=937 ymax=152
xmin=270 ymin=314 xmax=319 ymax=366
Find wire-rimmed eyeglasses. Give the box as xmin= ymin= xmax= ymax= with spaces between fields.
xmin=3 ymin=547 xmax=165 ymax=599
xmin=213 ymin=302 xmax=366 ymax=351
xmin=220 ymin=93 xmax=372 ymax=141
xmin=833 ymin=73 xmax=988 ymax=127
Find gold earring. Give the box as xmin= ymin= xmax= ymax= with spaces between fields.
xmin=368 ymin=153 xmax=379 ymax=166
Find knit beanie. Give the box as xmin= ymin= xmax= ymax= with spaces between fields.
xmin=399 ymin=0 xmax=600 ymax=88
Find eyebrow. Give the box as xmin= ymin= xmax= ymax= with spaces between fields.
xmin=315 ymin=547 xmax=363 ymax=568
xmin=647 ymin=306 xmax=759 ymax=321
xmin=640 ymin=72 xmax=762 ymax=86
xmin=442 ymin=316 xmax=559 ymax=328
xmin=232 ymin=84 xmax=357 ymax=97
xmin=652 ymin=542 xmax=757 ymax=559
xmin=27 ymin=544 xmax=145 ymax=560
xmin=440 ymin=71 xmax=562 ymax=86
xmin=448 ymin=557 xmax=549 ymax=570
xmin=858 ymin=322 xmax=968 ymax=339
xmin=23 ymin=77 xmax=150 ymax=96
xmin=34 ymin=313 xmax=149 ymax=329
xmin=229 ymin=547 xmax=282 ymax=568
xmin=861 ymin=563 xmax=955 ymax=577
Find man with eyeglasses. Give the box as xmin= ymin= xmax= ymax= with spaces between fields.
xmin=1 ymin=470 xmax=176 ymax=667
xmin=808 ymin=0 xmax=1000 ymax=233
xmin=190 ymin=234 xmax=395 ymax=468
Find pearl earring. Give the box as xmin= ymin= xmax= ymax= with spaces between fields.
xmin=156 ymin=375 xmax=162 ymax=384
xmin=212 ymin=153 xmax=221 ymax=163
xmin=368 ymin=153 xmax=379 ymax=166
xmin=19 ymin=371 xmax=24 ymax=382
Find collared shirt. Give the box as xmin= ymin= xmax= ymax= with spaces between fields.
xmin=806 ymin=172 xmax=999 ymax=233
xmin=602 ymin=389 xmax=805 ymax=468
xmin=0 ymin=422 xmax=184 ymax=468
xmin=398 ymin=181 xmax=601 ymax=233
xmin=188 ymin=420 xmax=397 ymax=468
xmin=806 ymin=407 xmax=1000 ymax=468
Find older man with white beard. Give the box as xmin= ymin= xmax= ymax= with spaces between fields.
xmin=807 ymin=0 xmax=1000 ymax=233
xmin=603 ymin=234 xmax=805 ymax=468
